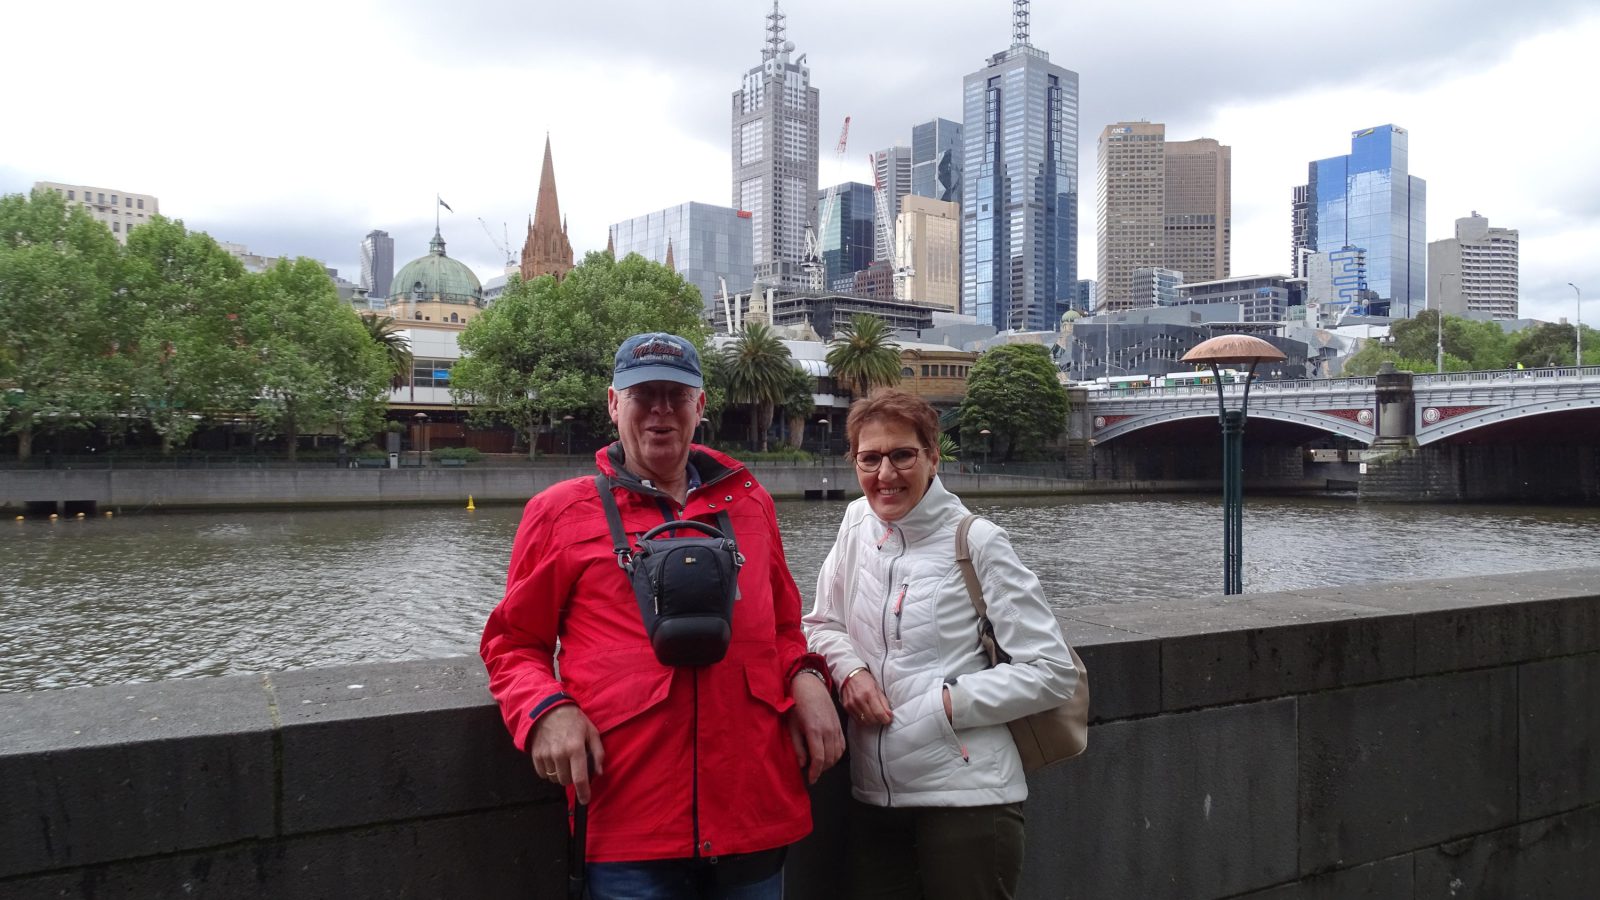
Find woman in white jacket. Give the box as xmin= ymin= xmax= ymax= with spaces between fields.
xmin=803 ymin=390 xmax=1080 ymax=900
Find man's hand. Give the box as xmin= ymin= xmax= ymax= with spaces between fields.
xmin=529 ymin=705 xmax=605 ymax=804
xmin=787 ymin=673 xmax=844 ymax=785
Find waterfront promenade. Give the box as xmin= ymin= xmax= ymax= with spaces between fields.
xmin=2 ymin=568 xmax=1597 ymax=898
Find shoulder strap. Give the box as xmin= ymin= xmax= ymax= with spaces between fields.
xmin=955 ymin=514 xmax=987 ymax=619
xmin=594 ymin=474 xmax=633 ymax=571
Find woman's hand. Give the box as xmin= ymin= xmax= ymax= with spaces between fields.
xmin=841 ymin=668 xmax=893 ymax=726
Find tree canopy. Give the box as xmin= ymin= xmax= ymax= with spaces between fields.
xmin=826 ymin=313 xmax=901 ymax=398
xmin=958 ymin=344 xmax=1070 ymax=462
xmin=449 ymin=250 xmax=706 ymax=457
xmin=1343 ymin=311 xmax=1599 ymax=376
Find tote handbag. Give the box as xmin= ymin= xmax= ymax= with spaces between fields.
xmin=955 ymin=514 xmax=1089 ymax=771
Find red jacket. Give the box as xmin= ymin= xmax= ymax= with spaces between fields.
xmin=481 ymin=444 xmax=823 ymax=862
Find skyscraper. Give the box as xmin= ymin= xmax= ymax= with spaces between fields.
xmin=1295 ymin=124 xmax=1426 ymax=317
xmin=911 ymin=118 xmax=963 ymax=203
xmin=1096 ymin=123 xmax=1231 ymax=312
xmin=1164 ymin=138 xmax=1230 ymax=284
xmin=895 ymin=195 xmax=961 ymax=311
xmin=870 ymin=145 xmax=913 ymax=263
xmin=360 ymin=229 xmax=394 ymax=299
xmin=1428 ymin=212 xmax=1519 ymax=320
xmin=731 ymin=2 xmax=819 ymax=290
xmin=609 ymin=203 xmax=755 ymax=314
xmin=1096 ymin=122 xmax=1167 ymax=312
xmin=816 ymin=182 xmax=875 ymax=289
xmin=961 ymin=0 xmax=1079 ymax=331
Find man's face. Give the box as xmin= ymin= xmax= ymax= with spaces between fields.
xmin=607 ymin=380 xmax=706 ymax=482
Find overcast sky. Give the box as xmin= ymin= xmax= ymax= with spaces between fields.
xmin=3 ymin=0 xmax=1596 ymax=323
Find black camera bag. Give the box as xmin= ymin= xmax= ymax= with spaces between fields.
xmin=596 ymin=475 xmax=742 ymax=667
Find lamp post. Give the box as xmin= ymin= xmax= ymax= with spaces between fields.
xmin=562 ymin=414 xmax=574 ymax=456
xmin=979 ymin=428 xmax=992 ymax=469
xmin=816 ymin=416 xmax=831 ymax=453
xmin=412 ymin=412 xmax=428 ymax=466
xmin=1181 ymin=335 xmax=1287 ymax=596
xmin=1570 ymin=283 xmax=1583 ymax=366
xmin=1435 ymin=272 xmax=1457 ymax=373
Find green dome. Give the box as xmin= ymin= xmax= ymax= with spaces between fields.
xmin=391 ymin=230 xmax=483 ymax=305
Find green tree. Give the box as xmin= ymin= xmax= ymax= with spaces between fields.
xmin=247 ymin=258 xmax=390 ymax=460
xmin=722 ymin=323 xmax=793 ymax=452
xmin=1512 ymin=322 xmax=1582 ymax=368
xmin=0 ymin=189 xmax=125 ymax=460
xmin=360 ymin=314 xmax=413 ymax=387
xmin=450 ymin=252 xmax=706 ymax=458
xmin=776 ymin=362 xmax=816 ymax=449
xmin=958 ymin=344 xmax=1069 ymax=462
xmin=825 ymin=313 xmax=901 ymax=398
xmin=120 ymin=216 xmax=257 ymax=453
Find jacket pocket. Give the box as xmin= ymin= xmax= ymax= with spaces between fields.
xmin=578 ymin=663 xmax=674 ymax=735
xmin=744 ymin=657 xmax=794 ymax=714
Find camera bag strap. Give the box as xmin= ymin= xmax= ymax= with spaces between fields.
xmin=594 ymin=473 xmax=737 ymax=630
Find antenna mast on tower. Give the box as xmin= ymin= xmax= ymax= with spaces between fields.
xmin=1012 ymin=0 xmax=1030 ymax=47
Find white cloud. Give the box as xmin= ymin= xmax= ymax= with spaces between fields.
xmin=2 ymin=0 xmax=1595 ymax=325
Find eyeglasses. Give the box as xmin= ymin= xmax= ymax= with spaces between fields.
xmin=852 ymin=447 xmax=927 ymax=472
xmin=623 ymin=386 xmax=699 ymax=409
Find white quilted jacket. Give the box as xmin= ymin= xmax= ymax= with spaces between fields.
xmin=804 ymin=478 xmax=1079 ymax=807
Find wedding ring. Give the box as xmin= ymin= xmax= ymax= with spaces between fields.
xmin=546 ymin=770 xmax=559 ymax=777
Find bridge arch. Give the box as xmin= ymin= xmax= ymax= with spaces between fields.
xmin=1417 ymin=396 xmax=1600 ymax=445
xmin=1095 ymin=406 xmax=1375 ymax=445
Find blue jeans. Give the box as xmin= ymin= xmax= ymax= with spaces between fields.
xmin=586 ymin=858 xmax=785 ymax=900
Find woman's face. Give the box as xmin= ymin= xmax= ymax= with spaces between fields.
xmin=853 ymin=419 xmax=935 ymax=522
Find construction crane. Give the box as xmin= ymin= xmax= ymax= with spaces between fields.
xmin=477 ymin=217 xmax=517 ymax=273
xmin=803 ymin=116 xmax=850 ymax=292
xmin=870 ymin=153 xmax=915 ymax=300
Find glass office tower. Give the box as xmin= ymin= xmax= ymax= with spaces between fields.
xmin=816 ymin=182 xmax=875 ymax=288
xmin=911 ymin=118 xmax=963 ymax=203
xmin=1302 ymin=125 xmax=1426 ymax=317
xmin=961 ymin=23 xmax=1079 ymax=331
xmin=610 ymin=203 xmax=753 ymax=314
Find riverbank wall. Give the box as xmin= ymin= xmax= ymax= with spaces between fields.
xmin=0 ymin=466 xmax=1331 ymax=513
xmin=3 ymin=568 xmax=1597 ymax=898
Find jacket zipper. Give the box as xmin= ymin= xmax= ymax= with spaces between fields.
xmin=875 ymin=525 xmax=903 ymax=806
xmin=893 ymin=582 xmax=908 ymax=641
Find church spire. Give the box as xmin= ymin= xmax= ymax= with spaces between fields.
xmin=664 ymin=237 xmax=675 ymax=273
xmin=606 ymin=227 xmax=615 ymax=257
xmin=521 ymin=134 xmax=574 ymax=282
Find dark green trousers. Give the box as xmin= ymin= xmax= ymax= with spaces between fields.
xmin=846 ymin=800 xmax=1026 ymax=900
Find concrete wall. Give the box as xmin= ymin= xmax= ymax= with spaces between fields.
xmin=3 ymin=569 xmax=1597 ymax=898
xmin=1361 ymin=444 xmax=1600 ymax=503
xmin=0 ymin=466 xmax=1319 ymax=512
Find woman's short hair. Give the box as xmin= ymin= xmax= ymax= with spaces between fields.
xmin=845 ymin=389 xmax=940 ymax=454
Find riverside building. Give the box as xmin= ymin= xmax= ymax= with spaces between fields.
xmin=33 ymin=181 xmax=159 ymax=244
xmin=1427 ymin=212 xmax=1519 ymax=320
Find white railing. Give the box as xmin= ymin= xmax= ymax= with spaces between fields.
xmin=1084 ymin=375 xmax=1376 ymax=401
xmin=1413 ymin=365 xmax=1600 ymax=387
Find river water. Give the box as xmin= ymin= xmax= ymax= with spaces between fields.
xmin=3 ymin=495 xmax=1598 ymax=693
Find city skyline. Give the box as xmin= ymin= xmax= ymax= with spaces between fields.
xmin=2 ymin=0 xmax=1596 ymax=325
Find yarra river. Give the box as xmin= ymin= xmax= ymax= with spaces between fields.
xmin=3 ymin=495 xmax=1599 ymax=693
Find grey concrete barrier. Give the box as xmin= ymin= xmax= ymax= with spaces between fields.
xmin=2 ymin=569 xmax=1598 ymax=898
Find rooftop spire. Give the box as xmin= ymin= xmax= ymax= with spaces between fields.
xmin=533 ymin=135 xmax=563 ymax=236
xmin=1012 ymin=0 xmax=1030 ymax=47
xmin=430 ymin=228 xmax=446 ymax=256
xmin=763 ymin=1 xmax=786 ymax=60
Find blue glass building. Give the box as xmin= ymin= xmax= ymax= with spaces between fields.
xmin=817 ymin=182 xmax=875 ymax=289
xmin=961 ymin=16 xmax=1078 ymax=332
xmin=1303 ymin=125 xmax=1426 ymax=317
xmin=912 ymin=118 xmax=963 ymax=203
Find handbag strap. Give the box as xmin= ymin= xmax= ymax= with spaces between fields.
xmin=955 ymin=514 xmax=1009 ymax=666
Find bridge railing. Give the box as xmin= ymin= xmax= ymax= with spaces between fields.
xmin=1084 ymin=375 xmax=1376 ymax=400
xmin=1413 ymin=365 xmax=1600 ymax=386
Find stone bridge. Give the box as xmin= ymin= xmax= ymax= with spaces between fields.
xmin=1086 ymin=364 xmax=1600 ymax=447
xmin=1075 ymin=365 xmax=1600 ymax=502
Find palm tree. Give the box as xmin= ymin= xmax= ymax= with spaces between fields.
xmin=826 ymin=313 xmax=902 ymax=399
xmin=360 ymin=315 xmax=413 ymax=388
xmin=776 ymin=364 xmax=816 ymax=449
xmin=722 ymin=324 xmax=793 ymax=452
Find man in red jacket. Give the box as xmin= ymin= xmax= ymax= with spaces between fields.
xmin=482 ymin=332 xmax=843 ymax=898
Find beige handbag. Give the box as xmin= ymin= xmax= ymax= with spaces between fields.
xmin=955 ymin=514 xmax=1089 ymax=771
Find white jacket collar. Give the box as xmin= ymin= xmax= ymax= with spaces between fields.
xmin=870 ymin=476 xmax=965 ymax=545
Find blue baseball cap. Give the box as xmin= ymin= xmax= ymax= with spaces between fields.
xmin=613 ymin=333 xmax=704 ymax=390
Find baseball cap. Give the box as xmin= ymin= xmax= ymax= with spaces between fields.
xmin=613 ymin=333 xmax=704 ymax=390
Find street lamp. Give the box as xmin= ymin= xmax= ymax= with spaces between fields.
xmin=979 ymin=428 xmax=992 ymax=469
xmin=412 ymin=412 xmax=428 ymax=466
xmin=1435 ymin=272 xmax=1457 ymax=373
xmin=562 ymin=414 xmax=574 ymax=456
xmin=1181 ymin=334 xmax=1287 ymax=596
xmin=815 ymin=416 xmax=831 ymax=453
xmin=1570 ymin=283 xmax=1583 ymax=366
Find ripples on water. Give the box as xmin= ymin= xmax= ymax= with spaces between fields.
xmin=3 ymin=494 xmax=1597 ymax=692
